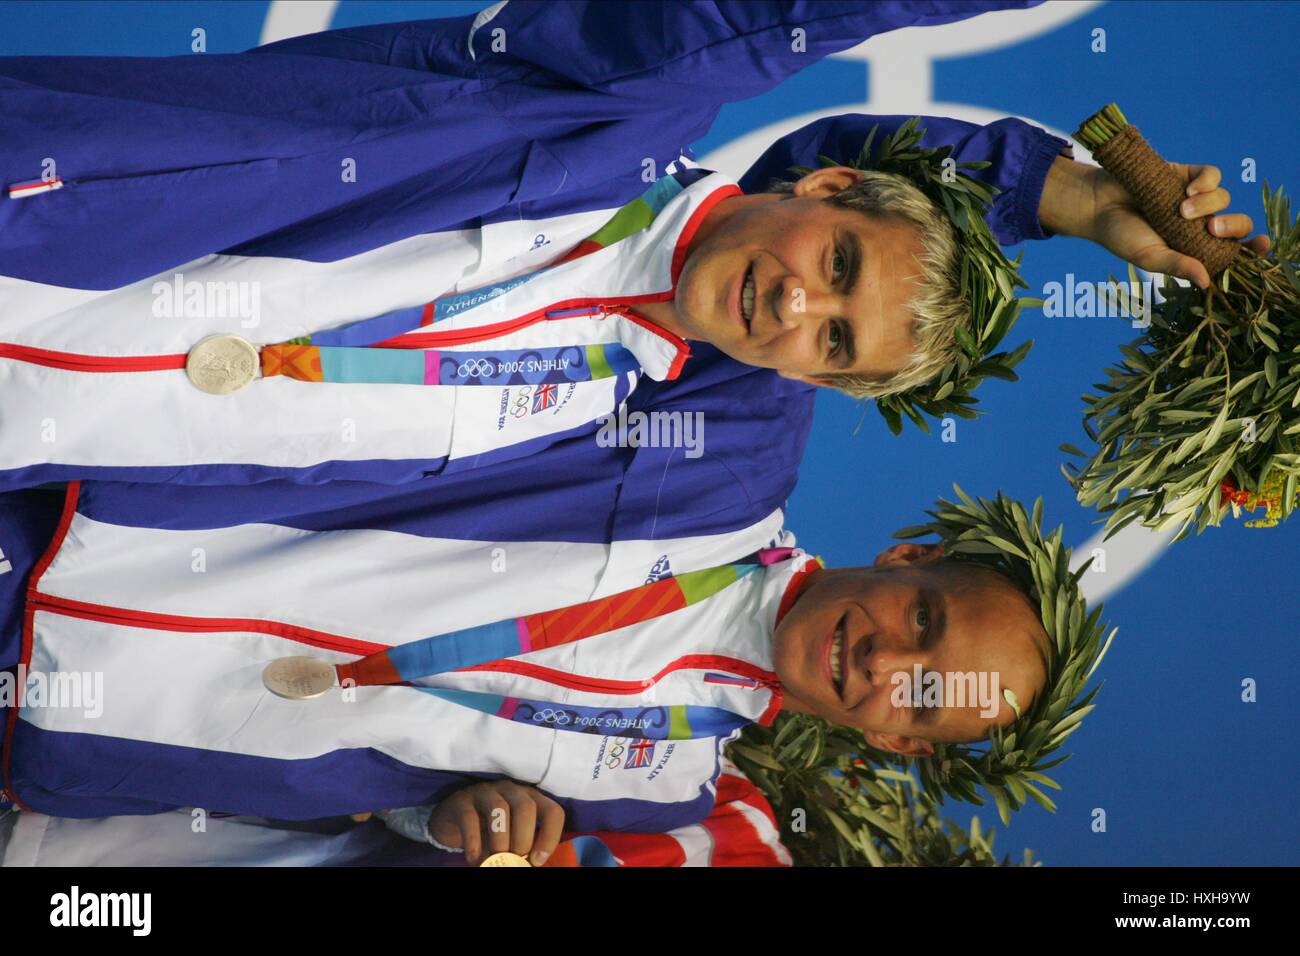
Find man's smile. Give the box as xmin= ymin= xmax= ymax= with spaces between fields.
xmin=731 ymin=261 xmax=756 ymax=334
xmin=823 ymin=612 xmax=854 ymax=704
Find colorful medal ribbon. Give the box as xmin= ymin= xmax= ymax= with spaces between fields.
xmin=259 ymin=338 xmax=640 ymax=386
xmin=257 ymin=171 xmax=705 ymax=387
xmin=333 ymin=548 xmax=790 ymax=741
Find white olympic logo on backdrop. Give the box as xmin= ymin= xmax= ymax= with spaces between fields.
xmin=696 ymin=0 xmax=1168 ymax=605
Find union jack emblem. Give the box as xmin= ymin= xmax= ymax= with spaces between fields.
xmin=532 ymin=382 xmax=558 ymax=412
xmin=623 ymin=737 xmax=656 ymax=770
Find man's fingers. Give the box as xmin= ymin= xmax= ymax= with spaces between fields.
xmin=477 ymin=793 xmax=512 ymax=857
xmin=1143 ymin=250 xmax=1209 ymax=290
xmin=455 ymin=804 xmax=482 ymax=863
xmin=1181 ymin=163 xmax=1221 ymax=195
xmin=1206 ymin=213 xmax=1255 ymax=239
xmin=434 ymin=781 xmax=567 ymax=865
xmin=1247 ymin=234 xmax=1272 ymax=255
xmin=531 ymin=794 xmax=567 ymax=866
xmin=1181 ymin=187 xmax=1230 ymax=219
xmin=505 ymin=790 xmax=538 ymax=857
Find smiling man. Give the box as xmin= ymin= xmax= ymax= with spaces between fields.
xmin=636 ymin=166 xmax=942 ymax=392
xmin=2 ymin=0 xmax=1047 ymax=492
xmin=772 ymin=542 xmax=1050 ymax=753
xmin=367 ymin=538 xmax=1055 ymax=865
xmin=2 ymin=0 xmax=1266 ymax=492
xmin=0 ymin=478 xmax=1078 ymax=864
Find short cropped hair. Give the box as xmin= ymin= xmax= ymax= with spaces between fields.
xmin=767 ymin=170 xmax=969 ymax=399
xmin=940 ymin=558 xmax=1057 ymax=678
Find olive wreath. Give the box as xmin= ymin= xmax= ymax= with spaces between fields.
xmin=783 ymin=117 xmax=1039 ymax=434
xmin=889 ymin=486 xmax=1116 ymax=823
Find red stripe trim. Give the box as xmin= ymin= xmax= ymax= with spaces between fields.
xmin=0 ymin=343 xmax=186 ymax=373
xmin=776 ymin=560 xmax=823 ymax=628
xmin=621 ymin=309 xmax=689 ymax=380
xmin=369 ymin=311 xmax=546 ymax=349
xmin=756 ymin=685 xmax=783 ymax=726
xmin=670 ymin=184 xmax=741 ymax=286
xmin=461 ymin=654 xmax=777 ymax=696
xmin=24 ymin=593 xmax=388 ymax=657
xmin=7 ymin=178 xmax=63 ymax=194
xmin=3 ymin=481 xmax=81 ymax=810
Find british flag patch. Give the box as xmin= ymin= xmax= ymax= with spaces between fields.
xmin=532 ymin=382 xmax=558 ymax=413
xmin=623 ymin=738 xmax=656 ymax=769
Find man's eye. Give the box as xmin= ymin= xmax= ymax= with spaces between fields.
xmin=828 ymin=322 xmax=843 ymax=356
xmin=832 ymin=248 xmax=847 ymax=282
xmin=916 ymin=606 xmax=930 ymax=630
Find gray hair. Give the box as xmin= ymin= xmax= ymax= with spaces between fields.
xmin=767 ymin=169 xmax=968 ymax=399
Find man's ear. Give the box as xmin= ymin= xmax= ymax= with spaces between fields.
xmin=776 ymin=369 xmax=836 ymax=388
xmin=864 ymin=730 xmax=935 ymax=758
xmin=792 ymin=165 xmax=865 ymax=200
xmin=873 ymin=541 xmax=945 ymax=568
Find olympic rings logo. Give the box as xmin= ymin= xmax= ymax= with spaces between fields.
xmin=456 ymin=358 xmax=499 ymax=378
xmin=604 ymin=741 xmax=627 ymax=769
xmin=530 ymin=708 xmax=571 ymax=725
xmin=510 ymin=386 xmax=533 ymax=418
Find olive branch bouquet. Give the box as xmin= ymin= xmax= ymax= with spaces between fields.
xmin=1062 ymin=104 xmax=1300 ymax=537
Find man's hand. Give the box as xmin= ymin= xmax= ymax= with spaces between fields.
xmin=429 ymin=780 xmax=565 ymax=866
xmin=1039 ymin=155 xmax=1271 ymax=289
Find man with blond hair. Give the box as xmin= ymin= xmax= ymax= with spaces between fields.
xmin=0 ymin=1 xmax=1262 ymax=492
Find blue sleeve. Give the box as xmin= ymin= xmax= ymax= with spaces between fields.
xmin=468 ymin=1 xmax=1045 ymax=100
xmin=257 ymin=2 xmax=1044 ymax=81
xmin=462 ymin=0 xmax=1049 ymax=195
xmin=737 ymin=112 xmax=1072 ymax=246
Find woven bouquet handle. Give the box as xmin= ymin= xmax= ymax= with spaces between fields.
xmin=1075 ymin=103 xmax=1242 ymax=277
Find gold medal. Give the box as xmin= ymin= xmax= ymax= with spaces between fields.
xmin=479 ymin=852 xmax=532 ymax=867
xmin=262 ymin=656 xmax=337 ymax=700
xmin=186 ymin=334 xmax=259 ymax=394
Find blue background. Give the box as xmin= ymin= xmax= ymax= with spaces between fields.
xmin=3 ymin=0 xmax=1296 ymax=865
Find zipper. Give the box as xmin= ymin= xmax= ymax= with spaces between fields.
xmin=23 ymin=592 xmax=387 ymax=657
xmin=20 ymin=595 xmax=774 ymax=696
xmin=0 ymin=343 xmax=185 ymax=373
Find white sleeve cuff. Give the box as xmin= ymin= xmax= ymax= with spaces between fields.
xmin=374 ymin=806 xmax=462 ymax=852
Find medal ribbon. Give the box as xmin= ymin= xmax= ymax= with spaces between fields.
xmin=259 ymin=339 xmax=640 ymax=386
xmin=337 ymin=558 xmax=765 ymax=687
xmin=257 ymin=172 xmax=704 ymax=387
xmin=333 ymin=548 xmax=793 ymax=741
xmin=415 ymin=688 xmax=753 ymax=742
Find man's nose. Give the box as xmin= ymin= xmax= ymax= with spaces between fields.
xmin=774 ymin=276 xmax=837 ymax=330
xmin=863 ymin=635 xmax=922 ymax=686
